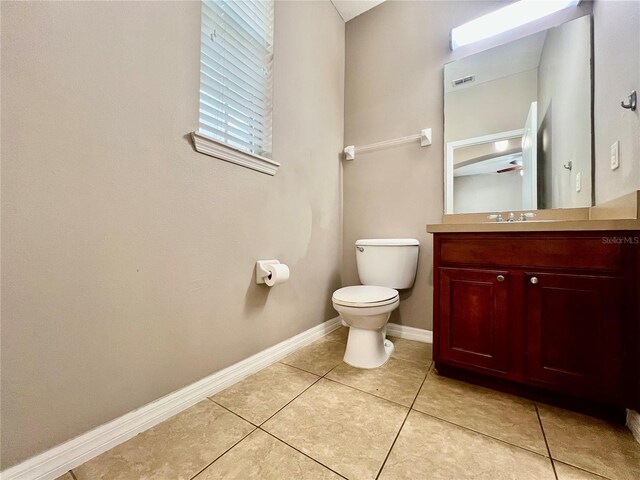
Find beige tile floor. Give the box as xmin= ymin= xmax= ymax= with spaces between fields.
xmin=62 ymin=327 xmax=639 ymax=480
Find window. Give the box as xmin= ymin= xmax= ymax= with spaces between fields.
xmin=192 ymin=0 xmax=279 ymax=175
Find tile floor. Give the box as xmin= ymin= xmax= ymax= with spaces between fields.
xmin=61 ymin=327 xmax=640 ymax=480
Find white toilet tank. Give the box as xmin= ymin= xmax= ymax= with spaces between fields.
xmin=355 ymin=238 xmax=419 ymax=289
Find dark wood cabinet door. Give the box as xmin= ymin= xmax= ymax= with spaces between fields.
xmin=524 ymin=272 xmax=625 ymax=403
xmin=437 ymin=268 xmax=510 ymax=374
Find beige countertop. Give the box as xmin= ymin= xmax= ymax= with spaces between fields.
xmin=427 ymin=191 xmax=640 ymax=233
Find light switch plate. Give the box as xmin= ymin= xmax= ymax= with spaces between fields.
xmin=611 ymin=141 xmax=620 ymax=170
xmin=576 ymin=172 xmax=581 ymax=192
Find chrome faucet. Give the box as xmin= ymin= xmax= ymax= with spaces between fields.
xmin=487 ymin=212 xmax=537 ymax=222
xmin=518 ymin=212 xmax=537 ymax=222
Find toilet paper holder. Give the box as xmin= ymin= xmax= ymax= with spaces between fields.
xmin=255 ymin=259 xmax=280 ymax=284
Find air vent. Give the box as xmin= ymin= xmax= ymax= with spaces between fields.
xmin=452 ymin=75 xmax=475 ymax=87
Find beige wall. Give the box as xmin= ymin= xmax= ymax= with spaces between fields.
xmin=537 ymin=15 xmax=592 ymax=209
xmin=343 ymin=0 xmax=592 ymax=330
xmin=593 ymin=0 xmax=640 ymax=204
xmin=1 ymin=0 xmax=344 ymax=468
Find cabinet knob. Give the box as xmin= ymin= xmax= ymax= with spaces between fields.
xmin=530 ymin=276 xmax=539 ymax=284
xmin=496 ymin=275 xmax=505 ymax=282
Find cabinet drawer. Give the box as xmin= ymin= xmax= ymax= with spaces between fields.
xmin=439 ymin=235 xmax=624 ymax=272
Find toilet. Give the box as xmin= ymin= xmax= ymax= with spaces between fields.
xmin=332 ymin=238 xmax=419 ymax=369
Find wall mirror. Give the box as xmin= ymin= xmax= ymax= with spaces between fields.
xmin=444 ymin=15 xmax=593 ymax=215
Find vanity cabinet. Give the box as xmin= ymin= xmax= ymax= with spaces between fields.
xmin=433 ymin=231 xmax=639 ymax=410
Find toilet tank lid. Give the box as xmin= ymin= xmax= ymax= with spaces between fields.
xmin=355 ymin=238 xmax=419 ymax=246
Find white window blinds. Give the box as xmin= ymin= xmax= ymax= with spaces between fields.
xmin=199 ymin=0 xmax=274 ymax=159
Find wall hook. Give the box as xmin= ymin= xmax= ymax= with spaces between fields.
xmin=563 ymin=160 xmax=572 ymax=171
xmin=621 ymin=90 xmax=637 ymax=111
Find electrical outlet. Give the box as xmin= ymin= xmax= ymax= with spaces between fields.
xmin=611 ymin=141 xmax=620 ymax=170
xmin=576 ymin=172 xmax=581 ymax=192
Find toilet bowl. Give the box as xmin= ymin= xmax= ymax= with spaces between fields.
xmin=332 ymin=238 xmax=419 ymax=369
xmin=332 ymin=286 xmax=399 ymax=368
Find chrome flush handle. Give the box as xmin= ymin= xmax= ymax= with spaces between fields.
xmin=356 ymin=246 xmax=364 ymax=252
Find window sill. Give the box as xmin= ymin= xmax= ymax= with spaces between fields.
xmin=191 ymin=132 xmax=280 ymax=176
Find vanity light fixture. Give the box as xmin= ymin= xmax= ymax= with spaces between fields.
xmin=450 ymin=0 xmax=581 ymax=50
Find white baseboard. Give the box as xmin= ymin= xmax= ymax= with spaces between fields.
xmin=386 ymin=323 xmax=433 ymax=343
xmin=1 ymin=317 xmax=342 ymax=480
xmin=627 ymin=409 xmax=640 ymax=444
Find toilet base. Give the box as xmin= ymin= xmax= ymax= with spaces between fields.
xmin=343 ymin=327 xmax=394 ymax=369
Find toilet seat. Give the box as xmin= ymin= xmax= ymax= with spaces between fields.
xmin=332 ymin=285 xmax=399 ymax=308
